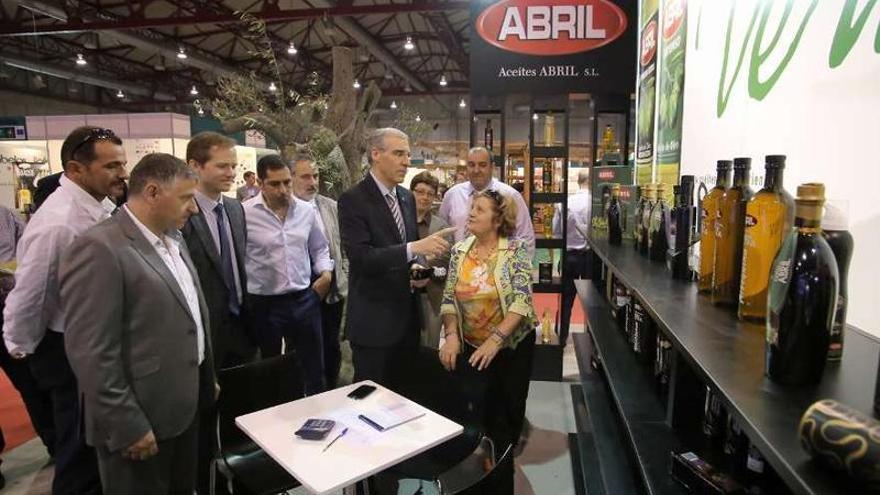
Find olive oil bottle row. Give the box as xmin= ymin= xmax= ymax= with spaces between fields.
xmin=693 ymin=155 xmax=854 ymax=384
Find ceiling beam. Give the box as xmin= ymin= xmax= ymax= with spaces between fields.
xmin=0 ymin=52 xmax=176 ymax=101
xmin=308 ymin=0 xmax=428 ymax=92
xmin=425 ymin=13 xmax=468 ymax=77
xmin=0 ymin=1 xmax=469 ymax=36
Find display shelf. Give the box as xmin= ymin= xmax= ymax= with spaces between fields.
xmin=586 ymin=238 xmax=880 ymax=495
xmin=573 ymin=336 xmax=651 ymax=495
xmin=577 ymin=281 xmax=686 ymax=495
xmin=535 ymin=238 xmax=565 ymax=249
xmin=530 ymin=192 xmax=566 ymax=204
xmin=531 ymin=146 xmax=567 ymax=158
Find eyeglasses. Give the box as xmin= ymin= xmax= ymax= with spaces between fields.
xmin=69 ymin=128 xmax=118 ymax=159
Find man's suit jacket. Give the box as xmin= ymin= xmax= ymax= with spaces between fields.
xmin=181 ymin=196 xmax=255 ymax=367
xmin=33 ymin=171 xmax=62 ymax=211
xmin=338 ymin=175 xmax=420 ymax=347
xmin=314 ymin=194 xmax=348 ymax=304
xmin=60 ymin=209 xmax=214 ymax=453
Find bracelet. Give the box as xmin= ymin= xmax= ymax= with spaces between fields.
xmin=490 ymin=328 xmax=508 ymax=343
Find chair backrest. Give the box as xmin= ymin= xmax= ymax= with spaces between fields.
xmin=396 ymin=346 xmax=490 ymax=429
xmin=438 ymin=441 xmax=514 ymax=495
xmin=217 ymin=353 xmax=306 ymax=456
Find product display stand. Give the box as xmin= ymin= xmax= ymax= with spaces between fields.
xmin=573 ymin=238 xmax=878 ymax=495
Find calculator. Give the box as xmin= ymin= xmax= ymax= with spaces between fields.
xmin=295 ymin=419 xmax=336 ymax=440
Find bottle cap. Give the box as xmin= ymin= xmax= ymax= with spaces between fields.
xmin=796 ymin=183 xmax=825 ymax=203
xmin=733 ymin=157 xmax=751 ymax=170
xmin=823 ymin=199 xmax=849 ymax=230
xmin=716 ymin=160 xmax=732 ymax=171
xmin=765 ymin=155 xmax=786 ymax=169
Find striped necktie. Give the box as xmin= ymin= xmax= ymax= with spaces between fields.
xmin=385 ymin=191 xmax=406 ymax=241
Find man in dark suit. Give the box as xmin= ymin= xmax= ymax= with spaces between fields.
xmin=338 ymin=128 xmax=451 ymax=389
xmin=61 ymin=153 xmax=214 ymax=494
xmin=180 ymin=132 xmax=255 ymax=494
xmin=181 ymin=132 xmax=255 ymax=369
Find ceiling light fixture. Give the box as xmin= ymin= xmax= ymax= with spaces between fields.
xmin=75 ymin=53 xmax=87 ymax=66
xmin=439 ymin=75 xmax=448 ymax=87
xmin=268 ymin=82 xmax=277 ymax=92
xmin=353 ymin=79 xmax=361 ymax=89
xmin=533 ymin=113 xmax=539 ymax=121
xmin=415 ymin=114 xmax=421 ymax=122
xmin=177 ymin=47 xmax=187 ymax=60
xmin=197 ymin=107 xmax=205 ymax=116
xmin=287 ymin=41 xmax=298 ymax=55
xmin=190 ymin=85 xmax=199 ymax=96
xmin=390 ymin=100 xmax=398 ymax=109
xmin=404 ymin=36 xmax=415 ymax=51
xmin=116 ymin=89 xmax=124 ymax=98
xmin=459 ymin=98 xmax=466 ymax=108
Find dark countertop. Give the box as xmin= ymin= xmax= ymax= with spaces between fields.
xmin=585 ymin=238 xmax=879 ymax=495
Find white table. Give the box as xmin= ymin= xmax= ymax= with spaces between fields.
xmin=235 ymin=380 xmax=464 ymax=495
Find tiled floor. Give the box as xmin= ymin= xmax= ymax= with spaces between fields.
xmin=0 ymin=324 xmax=586 ymax=495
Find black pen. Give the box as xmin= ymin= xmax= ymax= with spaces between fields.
xmin=322 ymin=427 xmax=348 ymax=453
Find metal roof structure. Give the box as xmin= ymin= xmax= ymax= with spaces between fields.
xmin=0 ymin=0 xmax=470 ymax=113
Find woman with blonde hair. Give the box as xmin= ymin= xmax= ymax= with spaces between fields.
xmin=438 ymin=189 xmax=535 ymax=492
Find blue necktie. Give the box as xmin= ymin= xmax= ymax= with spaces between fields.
xmin=214 ymin=203 xmax=240 ymax=316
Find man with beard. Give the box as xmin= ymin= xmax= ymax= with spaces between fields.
xmin=3 ymin=126 xmax=128 ymax=494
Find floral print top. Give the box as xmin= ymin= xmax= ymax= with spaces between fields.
xmin=441 ymin=236 xmax=536 ymax=350
xmin=455 ymin=250 xmax=504 ymax=347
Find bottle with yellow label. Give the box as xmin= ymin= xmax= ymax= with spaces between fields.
xmin=738 ymin=155 xmax=794 ymax=320
xmin=712 ymin=158 xmax=753 ymax=306
xmin=698 ymin=161 xmax=732 ymax=292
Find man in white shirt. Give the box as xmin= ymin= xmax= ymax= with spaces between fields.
xmin=439 ymin=147 xmax=535 ymax=257
xmin=290 ymin=154 xmax=349 ymax=389
xmin=3 ymin=126 xmax=127 ymax=494
xmin=552 ymin=169 xmax=592 ymax=345
xmin=243 ymin=154 xmax=334 ymax=395
xmin=61 ymin=153 xmax=211 ymax=493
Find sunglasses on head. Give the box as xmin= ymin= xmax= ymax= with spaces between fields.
xmin=482 ymin=189 xmax=502 ymax=204
xmin=70 ymin=128 xmax=118 ymax=159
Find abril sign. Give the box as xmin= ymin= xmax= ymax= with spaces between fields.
xmin=471 ymin=0 xmax=637 ymax=95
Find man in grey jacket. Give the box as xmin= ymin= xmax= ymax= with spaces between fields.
xmin=61 ymin=153 xmax=214 ymax=494
xmin=291 ymin=154 xmax=349 ymax=389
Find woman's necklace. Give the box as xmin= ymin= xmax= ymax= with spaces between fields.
xmin=471 ymin=242 xmax=497 ymax=264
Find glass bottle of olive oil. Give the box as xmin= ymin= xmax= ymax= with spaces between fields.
xmin=698 ymin=161 xmax=732 ymax=293
xmin=712 ymin=158 xmax=753 ymax=306
xmin=640 ymin=184 xmax=657 ymax=256
xmin=738 ymin=155 xmax=795 ymax=320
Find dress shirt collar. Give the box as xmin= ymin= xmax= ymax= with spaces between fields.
xmin=195 ymin=189 xmax=222 ymax=213
xmin=369 ymin=170 xmax=396 ymax=198
xmin=465 ymin=178 xmax=499 ymax=196
xmin=252 ymin=191 xmax=299 ymax=217
xmin=59 ymin=173 xmax=115 ymax=221
xmin=123 ymin=205 xmax=181 ymax=247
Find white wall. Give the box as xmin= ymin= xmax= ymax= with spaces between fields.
xmin=680 ymin=0 xmax=880 ymax=336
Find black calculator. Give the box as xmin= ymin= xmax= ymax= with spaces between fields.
xmin=295 ymin=419 xmax=336 ymax=440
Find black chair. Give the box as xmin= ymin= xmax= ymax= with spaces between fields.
xmin=389 ymin=346 xmax=502 ymax=489
xmin=214 ymin=354 xmax=304 ymax=495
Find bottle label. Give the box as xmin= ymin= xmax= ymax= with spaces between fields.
xmin=767 ymin=228 xmax=798 ymax=346
xmin=745 ymin=214 xmax=758 ymax=227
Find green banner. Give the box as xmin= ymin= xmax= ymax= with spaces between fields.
xmin=656 ymin=0 xmax=687 ymax=195
xmin=636 ymin=0 xmax=660 ymax=186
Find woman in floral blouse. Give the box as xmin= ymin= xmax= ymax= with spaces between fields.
xmin=438 ymin=189 xmax=536 ymax=490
